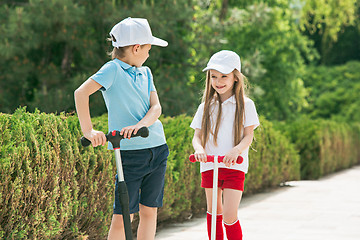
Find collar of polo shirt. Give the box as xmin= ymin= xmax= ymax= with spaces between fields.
xmin=116 ymin=59 xmax=142 ymax=75
xmin=210 ymin=95 xmax=236 ymax=105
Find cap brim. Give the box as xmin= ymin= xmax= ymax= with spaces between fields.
xmin=202 ymin=64 xmax=234 ymax=74
xmin=151 ymin=37 xmax=168 ymax=47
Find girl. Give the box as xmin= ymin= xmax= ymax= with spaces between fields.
xmin=190 ymin=50 xmax=260 ymax=240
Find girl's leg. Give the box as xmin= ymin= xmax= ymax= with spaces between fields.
xmin=107 ymin=214 xmax=134 ymax=240
xmin=137 ymin=204 xmax=158 ymax=240
xmin=205 ymin=188 xmax=224 ymax=240
xmin=223 ymin=189 xmax=243 ymax=240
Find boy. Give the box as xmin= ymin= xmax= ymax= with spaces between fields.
xmin=74 ymin=17 xmax=169 ymax=240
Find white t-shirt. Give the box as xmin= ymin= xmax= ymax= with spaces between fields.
xmin=190 ymin=96 xmax=260 ymax=173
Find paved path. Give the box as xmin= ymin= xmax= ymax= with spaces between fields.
xmin=156 ymin=165 xmax=360 ymax=240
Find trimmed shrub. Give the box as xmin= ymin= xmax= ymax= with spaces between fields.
xmin=245 ymin=117 xmax=301 ymax=194
xmin=284 ymin=118 xmax=360 ymax=179
xmin=1 ymin=109 xmax=301 ymax=238
xmin=0 ymin=107 xmax=114 ymax=239
xmin=158 ymin=115 xmax=205 ymax=222
xmin=302 ymin=61 xmax=360 ymax=122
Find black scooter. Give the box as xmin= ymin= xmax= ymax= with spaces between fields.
xmin=81 ymin=127 xmax=149 ymax=240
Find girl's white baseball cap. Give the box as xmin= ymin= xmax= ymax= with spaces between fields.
xmin=110 ymin=17 xmax=168 ymax=47
xmin=203 ymin=50 xmax=241 ymax=74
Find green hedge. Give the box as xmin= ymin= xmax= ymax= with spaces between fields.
xmin=0 ymin=108 xmax=114 ymax=239
xmin=283 ymin=118 xmax=360 ymax=179
xmin=245 ymin=117 xmax=300 ymax=194
xmin=302 ymin=61 xmax=360 ymax=122
xmin=1 ymin=108 xmax=300 ymax=239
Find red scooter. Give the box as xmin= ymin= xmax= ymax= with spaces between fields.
xmin=189 ymin=154 xmax=243 ymax=240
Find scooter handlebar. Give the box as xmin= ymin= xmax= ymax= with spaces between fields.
xmin=189 ymin=154 xmax=243 ymax=164
xmin=80 ymin=126 xmax=149 ymax=147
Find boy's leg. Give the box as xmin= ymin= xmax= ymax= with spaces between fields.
xmin=223 ymin=189 xmax=243 ymax=240
xmin=108 ymin=214 xmax=134 ymax=240
xmin=137 ymin=144 xmax=169 ymax=239
xmin=137 ymin=204 xmax=158 ymax=240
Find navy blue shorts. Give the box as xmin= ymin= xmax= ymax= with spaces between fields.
xmin=113 ymin=144 xmax=169 ymax=215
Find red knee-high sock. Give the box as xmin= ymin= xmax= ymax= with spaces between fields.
xmin=206 ymin=212 xmax=224 ymax=240
xmin=224 ymin=220 xmax=242 ymax=240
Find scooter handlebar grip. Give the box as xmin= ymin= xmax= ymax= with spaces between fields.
xmin=189 ymin=154 xmax=196 ymax=162
xmin=134 ymin=126 xmax=149 ymax=138
xmin=80 ymin=136 xmax=92 ymax=147
xmin=80 ymin=126 xmax=149 ymax=148
xmin=189 ymin=154 xmax=243 ymax=164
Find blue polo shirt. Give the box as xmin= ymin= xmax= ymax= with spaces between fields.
xmin=91 ymin=58 xmax=166 ymax=150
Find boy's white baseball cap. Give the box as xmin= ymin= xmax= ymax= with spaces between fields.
xmin=203 ymin=50 xmax=241 ymax=74
xmin=110 ymin=17 xmax=168 ymax=47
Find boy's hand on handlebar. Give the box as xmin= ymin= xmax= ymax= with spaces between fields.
xmin=120 ymin=124 xmax=143 ymax=139
xmin=84 ymin=129 xmax=107 ymax=147
xmin=223 ymin=148 xmax=241 ymax=167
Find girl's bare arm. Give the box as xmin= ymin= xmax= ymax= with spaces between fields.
xmin=223 ymin=125 xmax=255 ymax=167
xmin=192 ymin=128 xmax=207 ymax=162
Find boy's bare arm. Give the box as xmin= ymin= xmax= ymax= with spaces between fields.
xmin=121 ymin=91 xmax=162 ymax=138
xmin=74 ymin=78 xmax=106 ymax=146
xmin=138 ymin=91 xmax=162 ymax=127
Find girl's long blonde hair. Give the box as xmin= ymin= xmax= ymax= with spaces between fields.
xmin=201 ymin=69 xmax=247 ymax=147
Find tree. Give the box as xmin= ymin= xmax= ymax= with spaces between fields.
xmin=0 ymin=0 xmax=109 ymax=114
xmin=0 ymin=0 xmax=199 ymax=116
xmin=223 ymin=2 xmax=317 ymax=120
xmin=300 ymin=0 xmax=358 ymax=64
xmin=302 ymin=61 xmax=360 ymax=122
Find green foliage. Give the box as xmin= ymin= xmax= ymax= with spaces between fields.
xmin=0 ymin=0 xmax=199 ymax=117
xmin=0 ymin=0 xmax=320 ymax=121
xmin=222 ymin=2 xmax=318 ymax=120
xmin=1 ymin=108 xmax=304 ymax=238
xmin=246 ymin=116 xmax=301 ymax=193
xmin=283 ymin=117 xmax=360 ymax=179
xmin=158 ymin=115 xmax=206 ymax=221
xmin=0 ymin=0 xmax=112 ymax=115
xmin=0 ymin=107 xmax=114 ymax=239
xmin=300 ymin=0 xmax=358 ymax=64
xmin=302 ymin=61 xmax=360 ymax=122
xmin=1 ymin=0 xmax=359 ymax=122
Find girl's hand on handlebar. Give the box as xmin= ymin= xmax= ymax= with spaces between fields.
xmin=83 ymin=129 xmax=107 ymax=147
xmin=223 ymin=148 xmax=241 ymax=167
xmin=194 ymin=150 xmax=207 ymax=163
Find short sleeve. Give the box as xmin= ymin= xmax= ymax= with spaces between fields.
xmin=90 ymin=61 xmax=117 ymax=91
xmin=244 ymin=98 xmax=260 ymax=129
xmin=190 ymin=103 xmax=204 ymax=130
xmin=145 ymin=67 xmax=156 ymax=92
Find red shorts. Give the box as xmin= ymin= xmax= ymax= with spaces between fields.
xmin=201 ymin=168 xmax=245 ymax=191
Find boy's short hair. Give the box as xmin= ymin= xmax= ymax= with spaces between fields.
xmin=108 ymin=46 xmax=129 ymax=59
xmin=107 ymin=34 xmax=130 ymax=59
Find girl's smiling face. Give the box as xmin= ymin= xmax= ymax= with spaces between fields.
xmin=210 ymin=69 xmax=236 ymax=102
